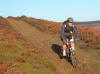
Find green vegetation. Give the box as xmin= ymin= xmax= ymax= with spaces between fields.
xmin=78 ymin=43 xmax=100 ymax=71
xmin=0 ymin=39 xmax=56 ymax=74
xmin=87 ymin=49 xmax=100 ymax=70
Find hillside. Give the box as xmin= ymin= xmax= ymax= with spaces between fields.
xmin=0 ymin=16 xmax=100 ymax=74
xmin=0 ymin=16 xmax=56 ymax=74
xmin=75 ymin=21 xmax=100 ymax=30
xmin=10 ymin=16 xmax=100 ymax=49
xmin=7 ymin=16 xmax=62 ymax=34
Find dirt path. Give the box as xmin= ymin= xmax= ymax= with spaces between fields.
xmin=7 ymin=18 xmax=91 ymax=74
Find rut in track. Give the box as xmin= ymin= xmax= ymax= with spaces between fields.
xmin=7 ymin=18 xmax=92 ymax=74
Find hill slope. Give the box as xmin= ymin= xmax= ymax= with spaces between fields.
xmin=0 ymin=17 xmax=57 ymax=74
xmin=12 ymin=16 xmax=100 ymax=49
xmin=7 ymin=17 xmax=100 ymax=74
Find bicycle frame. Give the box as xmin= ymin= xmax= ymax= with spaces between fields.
xmin=65 ymin=39 xmax=77 ymax=68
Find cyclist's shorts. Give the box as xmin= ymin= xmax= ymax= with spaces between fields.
xmin=63 ymin=36 xmax=74 ymax=45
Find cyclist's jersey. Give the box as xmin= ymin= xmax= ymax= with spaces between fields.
xmin=60 ymin=23 xmax=79 ymax=41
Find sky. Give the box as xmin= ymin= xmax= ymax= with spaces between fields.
xmin=0 ymin=0 xmax=100 ymax=22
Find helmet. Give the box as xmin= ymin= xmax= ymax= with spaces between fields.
xmin=67 ymin=18 xmax=74 ymax=23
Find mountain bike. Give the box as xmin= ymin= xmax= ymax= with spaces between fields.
xmin=63 ymin=39 xmax=79 ymax=68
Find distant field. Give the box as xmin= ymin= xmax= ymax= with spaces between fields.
xmin=75 ymin=21 xmax=100 ymax=30
xmin=90 ymin=25 xmax=100 ymax=30
xmin=83 ymin=24 xmax=100 ymax=30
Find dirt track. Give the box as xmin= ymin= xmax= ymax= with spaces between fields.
xmin=7 ymin=18 xmax=93 ymax=74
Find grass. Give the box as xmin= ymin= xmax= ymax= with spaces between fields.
xmin=0 ymin=40 xmax=25 ymax=62
xmin=17 ymin=59 xmax=56 ymax=74
xmin=87 ymin=49 xmax=100 ymax=70
xmin=0 ymin=39 xmax=56 ymax=74
xmin=79 ymin=44 xmax=100 ymax=72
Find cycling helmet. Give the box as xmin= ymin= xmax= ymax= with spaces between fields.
xmin=67 ymin=18 xmax=74 ymax=23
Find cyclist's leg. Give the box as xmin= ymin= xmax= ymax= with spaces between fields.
xmin=70 ymin=36 xmax=75 ymax=51
xmin=62 ymin=39 xmax=67 ymax=56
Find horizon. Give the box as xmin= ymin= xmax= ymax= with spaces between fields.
xmin=0 ymin=0 xmax=100 ymax=22
xmin=2 ymin=15 xmax=100 ymax=23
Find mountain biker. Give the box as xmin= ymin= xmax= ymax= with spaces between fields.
xmin=60 ymin=18 xmax=79 ymax=56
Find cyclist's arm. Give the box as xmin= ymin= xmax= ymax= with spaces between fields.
xmin=60 ymin=24 xmax=65 ymax=41
xmin=74 ymin=25 xmax=79 ymax=39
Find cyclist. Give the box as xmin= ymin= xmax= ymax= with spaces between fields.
xmin=60 ymin=18 xmax=79 ymax=56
